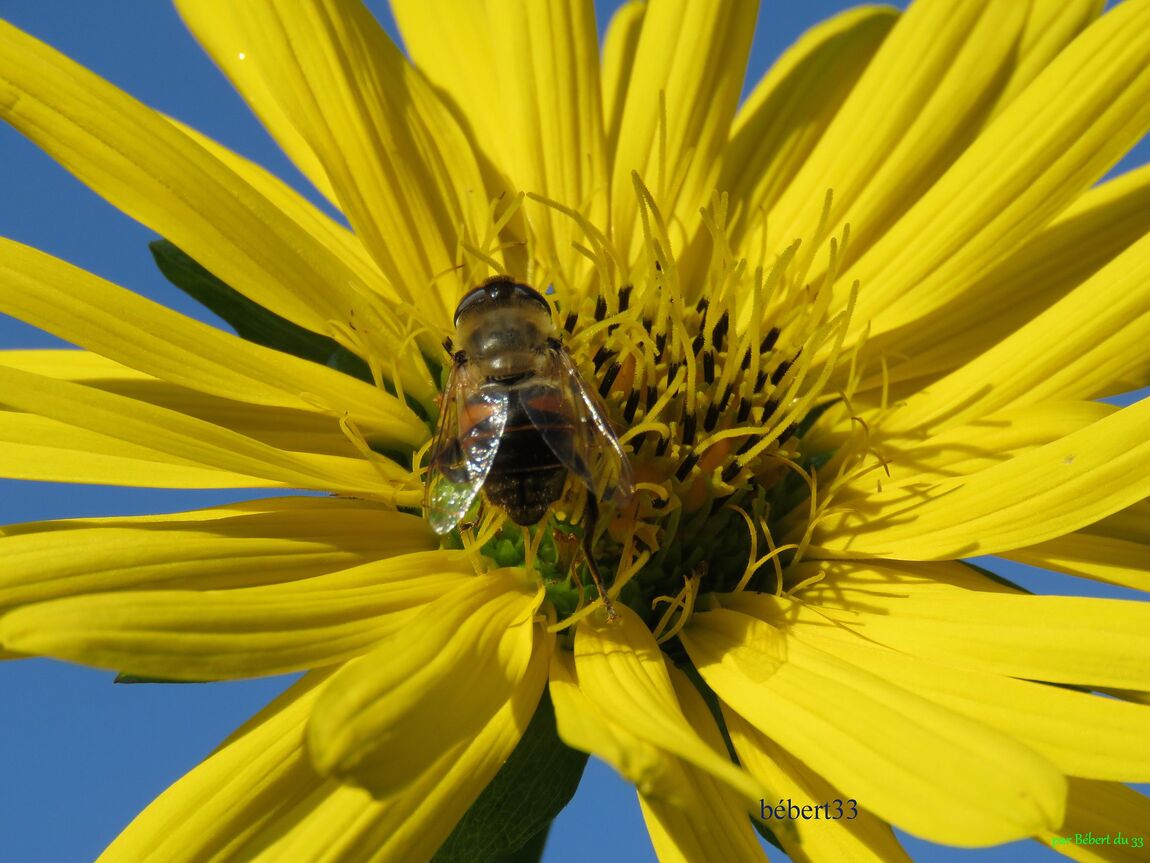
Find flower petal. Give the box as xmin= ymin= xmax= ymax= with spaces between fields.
xmin=0 ymin=496 xmax=433 ymax=609
xmin=725 ymin=709 xmax=911 ymax=863
xmin=681 ymin=607 xmax=1066 ymax=846
xmin=0 ymin=20 xmax=376 ymax=336
xmin=984 ymin=0 xmax=1104 ymax=118
xmin=574 ymin=605 xmax=762 ymax=802
xmin=175 ymin=0 xmax=493 ymax=323
xmin=831 ymin=401 xmax=1116 ymax=491
xmin=608 ymin=0 xmax=757 ymax=261
xmin=166 ymin=118 xmax=438 ymax=408
xmin=840 ymin=0 xmax=1150 ymax=337
xmin=759 ymin=0 xmax=1027 ymax=273
xmin=637 ymin=665 xmax=771 ymax=863
xmin=790 ymin=560 xmax=1150 ymax=691
xmin=773 ymin=596 xmax=1150 ymax=781
xmin=270 ymin=633 xmax=552 ymax=863
xmin=862 ymin=116 xmax=1150 ymax=394
xmin=0 ymin=363 xmax=411 ymax=499
xmin=0 ymin=241 xmax=426 ymax=447
xmin=483 ymin=0 xmax=607 ymax=281
xmin=0 ymin=551 xmax=470 ymax=679
xmin=96 ymin=671 xmax=333 ymax=863
xmin=398 ymin=1 xmax=608 ymax=276
xmin=0 ymin=350 xmax=361 ymax=459
xmin=0 ymin=410 xmax=277 ymax=489
xmin=718 ymin=6 xmax=897 ymax=238
xmin=548 ymin=649 xmax=670 ymax=796
xmin=1039 ymin=779 xmax=1150 ymax=862
xmin=883 ymin=231 xmax=1150 ymax=434
xmin=601 ymin=1 xmax=646 ymax=157
xmin=812 ymin=396 xmax=1150 ymax=559
xmin=389 ymin=0 xmax=500 ymax=160
xmin=1005 ymin=500 xmax=1150 ymax=592
xmin=307 ymin=571 xmax=547 ymax=797
xmin=99 ymin=639 xmax=552 ymax=863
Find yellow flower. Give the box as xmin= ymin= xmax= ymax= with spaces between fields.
xmin=3 ymin=1 xmax=1150 ymax=861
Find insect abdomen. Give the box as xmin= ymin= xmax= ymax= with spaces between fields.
xmin=484 ymin=386 xmax=569 ymax=525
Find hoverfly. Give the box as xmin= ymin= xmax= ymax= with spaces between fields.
xmin=424 ymin=276 xmax=633 ymax=616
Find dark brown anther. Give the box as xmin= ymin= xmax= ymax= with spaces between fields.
xmin=642 ymin=317 xmax=654 ymax=333
xmin=624 ymin=387 xmax=642 ymax=423
xmin=681 ymin=412 xmax=697 ymax=447
xmin=770 ymin=359 xmax=792 ymax=386
xmin=691 ymin=332 xmax=705 ymax=356
xmin=736 ymin=397 xmax=752 ymax=423
xmin=779 ymin=422 xmax=798 ymax=443
xmin=618 ymin=285 xmax=632 ymax=312
xmin=740 ymin=349 xmax=752 ymax=370
xmin=736 ymin=434 xmax=760 ymax=455
xmin=675 ymin=452 xmax=699 ymax=481
xmin=762 ymin=397 xmax=779 ymax=420
xmin=563 ymin=312 xmax=578 ymax=334
xmin=594 ymin=295 xmax=608 ymax=321
xmin=761 ymin=327 xmax=780 ymax=353
xmin=721 ymin=461 xmax=742 ymax=483
xmin=655 ymin=433 xmax=670 ymax=457
xmin=645 ymin=386 xmax=658 ymax=412
xmin=703 ymin=401 xmax=721 ymax=432
xmin=599 ymin=361 xmax=622 ymax=398
xmin=754 ymin=369 xmax=768 ymax=391
xmin=593 ymin=345 xmax=616 ymax=371
xmin=712 ymin=310 xmax=729 ymax=352
xmin=702 ymin=351 xmax=715 ymax=384
xmin=718 ymin=383 xmax=734 ymax=412
xmin=655 ymin=331 xmax=668 ymax=359
xmin=695 ymin=298 xmax=710 ymax=313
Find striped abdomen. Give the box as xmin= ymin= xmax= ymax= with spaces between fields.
xmin=482 ymin=382 xmax=570 ymax=525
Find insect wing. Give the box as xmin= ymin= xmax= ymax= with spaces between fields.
xmin=522 ymin=350 xmax=633 ymax=505
xmin=424 ymin=364 xmax=509 ymax=534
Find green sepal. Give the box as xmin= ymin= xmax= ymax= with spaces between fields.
xmin=114 ymin=673 xmax=213 ymax=684
xmin=147 ymin=239 xmax=372 ymax=383
xmin=431 ymin=688 xmax=588 ymax=863
xmin=960 ymin=559 xmax=1032 ymax=594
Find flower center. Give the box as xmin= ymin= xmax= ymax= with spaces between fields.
xmin=464 ymin=185 xmax=858 ymax=631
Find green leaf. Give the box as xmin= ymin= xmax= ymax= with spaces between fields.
xmin=432 ymin=689 xmax=589 ymax=863
xmin=147 ymin=239 xmax=372 ymax=382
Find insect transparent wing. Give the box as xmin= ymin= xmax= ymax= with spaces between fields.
xmin=522 ymin=349 xmax=633 ymax=505
xmin=424 ymin=364 xmax=509 ymax=534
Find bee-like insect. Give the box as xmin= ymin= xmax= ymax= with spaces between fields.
xmin=425 ymin=275 xmax=633 ymax=615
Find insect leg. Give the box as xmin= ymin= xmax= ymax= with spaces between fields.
xmin=580 ymin=494 xmax=618 ymax=621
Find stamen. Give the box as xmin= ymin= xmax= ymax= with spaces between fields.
xmin=652 ymin=568 xmax=702 ymax=643
xmin=711 ymin=310 xmax=730 ymax=352
xmin=675 ymin=452 xmax=699 ymax=481
xmin=623 ymin=388 xmax=642 ymax=423
xmin=598 ymin=362 xmax=622 ymax=397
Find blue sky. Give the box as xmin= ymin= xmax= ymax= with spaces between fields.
xmin=0 ymin=2 xmax=1147 ymax=861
